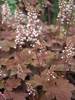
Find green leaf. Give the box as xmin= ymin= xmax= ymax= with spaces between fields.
xmin=38 ymin=0 xmax=44 ymax=7
xmin=0 ymin=0 xmax=5 ymax=5
xmin=7 ymin=0 xmax=17 ymax=15
xmin=51 ymin=0 xmax=59 ymax=24
xmin=7 ymin=0 xmax=17 ymax=4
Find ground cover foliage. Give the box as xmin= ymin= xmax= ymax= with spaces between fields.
xmin=0 ymin=0 xmax=75 ymax=100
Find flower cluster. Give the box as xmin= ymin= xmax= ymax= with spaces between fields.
xmin=15 ymin=8 xmax=27 ymax=26
xmin=1 ymin=1 xmax=43 ymax=48
xmin=65 ymin=43 xmax=75 ymax=62
xmin=61 ymin=38 xmax=75 ymax=65
xmin=15 ymin=8 xmax=43 ymax=47
xmin=26 ymin=82 xmax=36 ymax=96
xmin=57 ymin=0 xmax=74 ymax=25
xmin=1 ymin=1 xmax=14 ymax=27
xmin=47 ymin=71 xmax=56 ymax=81
xmin=1 ymin=1 xmax=27 ymax=28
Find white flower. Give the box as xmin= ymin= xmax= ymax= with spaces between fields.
xmin=14 ymin=7 xmax=43 ymax=47
xmin=28 ymin=50 xmax=31 ymax=54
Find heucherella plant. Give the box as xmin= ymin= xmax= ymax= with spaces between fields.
xmin=1 ymin=0 xmax=43 ymax=48
xmin=57 ymin=0 xmax=74 ymax=27
xmin=1 ymin=0 xmax=17 ymax=27
xmin=15 ymin=6 xmax=43 ymax=47
xmin=1 ymin=1 xmax=11 ymax=24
